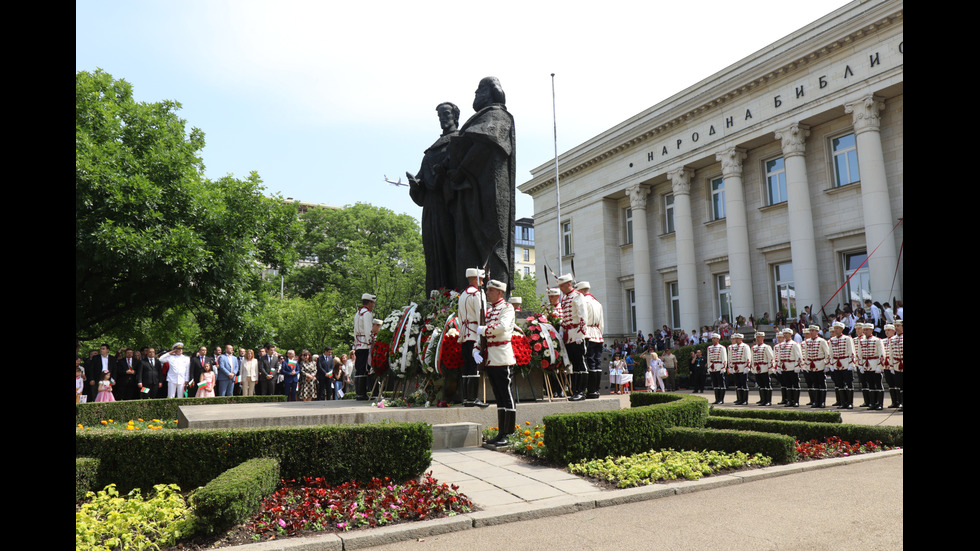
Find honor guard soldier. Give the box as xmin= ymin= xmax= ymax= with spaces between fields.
xmin=352 ymin=293 xmax=377 ymax=400
xmin=829 ymin=321 xmax=857 ymax=409
xmin=727 ymin=333 xmax=752 ymax=405
xmin=883 ymin=323 xmax=902 ymax=409
xmin=802 ymin=325 xmax=830 ymax=408
xmin=546 ymin=288 xmax=561 ymax=311
xmin=777 ymin=328 xmax=803 ymax=407
xmin=558 ymin=274 xmax=589 ymax=401
xmin=477 ymin=279 xmax=517 ymax=446
xmin=543 ymin=287 xmax=566 ymax=398
xmin=751 ymin=332 xmax=775 ymax=406
xmin=576 ymin=281 xmax=605 ymax=399
xmin=857 ymin=323 xmax=886 ymax=410
xmin=458 ymin=268 xmax=488 ymax=408
xmin=772 ymin=331 xmax=786 ymax=404
xmin=707 ymin=333 xmax=728 ymax=405
xmin=889 ymin=320 xmax=903 ymax=410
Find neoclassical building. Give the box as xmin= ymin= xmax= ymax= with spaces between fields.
xmin=519 ymin=0 xmax=903 ymax=337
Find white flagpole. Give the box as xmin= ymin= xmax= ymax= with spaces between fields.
xmin=551 ymin=73 xmax=562 ymax=275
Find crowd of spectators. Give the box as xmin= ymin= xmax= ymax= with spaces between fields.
xmin=76 ymin=341 xmax=355 ymax=404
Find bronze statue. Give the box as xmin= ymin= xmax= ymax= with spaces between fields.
xmin=407 ymin=102 xmax=460 ymax=292
xmin=448 ymin=77 xmax=516 ymax=293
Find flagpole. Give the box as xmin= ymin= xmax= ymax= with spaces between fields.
xmin=551 ymin=73 xmax=562 ymax=275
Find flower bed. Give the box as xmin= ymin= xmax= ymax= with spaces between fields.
xmin=794 ymin=436 xmax=894 ymax=460
xmin=77 ymin=418 xmax=178 ymax=430
xmin=250 ymin=473 xmax=474 ymax=536
xmin=567 ymin=449 xmax=773 ymax=488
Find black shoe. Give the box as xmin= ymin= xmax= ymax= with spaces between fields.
xmin=569 ymin=393 xmax=586 ymax=402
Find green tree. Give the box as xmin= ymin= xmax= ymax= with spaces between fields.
xmin=513 ymin=270 xmax=542 ymax=312
xmin=284 ymin=202 xmax=426 ymax=318
xmin=75 ymin=69 xmax=301 ymax=343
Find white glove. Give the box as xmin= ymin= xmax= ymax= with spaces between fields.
xmin=472 ymin=349 xmax=484 ymax=364
xmin=576 ymin=339 xmax=583 ymax=345
xmin=477 ymin=325 xmax=486 ymax=336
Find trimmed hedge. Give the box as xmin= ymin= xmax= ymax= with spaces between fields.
xmin=76 ymin=457 xmax=100 ymax=502
xmin=709 ymin=407 xmax=843 ymax=424
xmin=75 ymin=395 xmax=286 ymax=427
xmin=662 ymin=426 xmax=798 ymax=464
xmin=191 ymin=458 xmax=281 ymax=534
xmin=543 ymin=393 xmax=708 ymax=464
xmin=705 ymin=416 xmax=903 ymax=447
xmin=75 ymin=422 xmax=432 ymax=493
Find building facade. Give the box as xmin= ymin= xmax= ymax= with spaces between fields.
xmin=514 ymin=217 xmax=536 ymax=277
xmin=519 ymin=0 xmax=902 ymax=338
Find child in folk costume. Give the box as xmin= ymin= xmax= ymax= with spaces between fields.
xmin=95 ymin=371 xmax=115 ymax=402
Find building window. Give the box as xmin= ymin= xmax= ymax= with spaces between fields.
xmin=668 ymin=281 xmax=680 ymax=330
xmin=664 ymin=194 xmax=675 ymax=233
xmin=832 ymin=133 xmax=860 ymax=187
xmin=765 ymin=157 xmax=787 ymax=205
xmin=562 ymin=221 xmax=572 ymax=256
xmin=626 ymin=289 xmax=636 ymax=334
xmin=524 ymin=266 xmax=531 ymax=276
xmin=773 ymin=262 xmax=796 ymax=319
xmin=842 ymin=251 xmax=871 ymax=314
xmin=717 ymin=273 xmax=731 ymax=323
xmin=624 ymin=208 xmax=633 ymax=245
xmin=710 ymin=177 xmax=725 ymax=220
xmin=522 ymin=248 xmax=530 ymax=262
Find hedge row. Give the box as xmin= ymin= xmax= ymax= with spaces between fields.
xmin=543 ymin=393 xmax=709 ymax=464
xmin=705 ymin=416 xmax=903 ymax=447
xmin=76 ymin=457 xmax=100 ymax=502
xmin=709 ymin=407 xmax=843 ymax=424
xmin=75 ymin=395 xmax=285 ymax=426
xmin=191 ymin=458 xmax=281 ymax=534
xmin=663 ymin=426 xmax=798 ymax=464
xmin=75 ymin=422 xmax=432 ymax=493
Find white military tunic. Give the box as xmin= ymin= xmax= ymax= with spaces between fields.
xmin=484 ymin=298 xmax=516 ymax=366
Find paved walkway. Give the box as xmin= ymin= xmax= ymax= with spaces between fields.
xmin=231 ymin=391 xmax=903 ymax=550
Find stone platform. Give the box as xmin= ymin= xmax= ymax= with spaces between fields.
xmin=176 ymin=396 xmax=624 ymax=448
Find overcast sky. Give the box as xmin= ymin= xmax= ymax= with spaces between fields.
xmin=76 ymin=0 xmax=852 ymax=224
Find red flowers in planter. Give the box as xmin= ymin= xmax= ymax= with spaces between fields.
xmin=251 ymin=473 xmax=474 ymax=536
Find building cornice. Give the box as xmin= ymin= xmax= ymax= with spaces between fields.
xmin=519 ymin=0 xmax=903 ymax=197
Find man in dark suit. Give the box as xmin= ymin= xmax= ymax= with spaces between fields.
xmin=189 ymin=346 xmax=212 ymax=394
xmin=257 ymin=345 xmax=278 ymax=396
xmin=115 ymin=348 xmax=139 ymax=400
xmin=86 ymin=344 xmax=113 ymax=403
xmin=138 ymin=347 xmax=164 ymax=399
xmin=316 ymin=346 xmax=335 ymax=400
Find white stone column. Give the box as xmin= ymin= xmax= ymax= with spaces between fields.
xmin=626 ymin=184 xmax=653 ymax=335
xmin=667 ymin=167 xmax=699 ymax=332
xmin=845 ymin=95 xmax=901 ymax=302
xmin=774 ymin=123 xmax=820 ymax=320
xmin=716 ymin=147 xmax=753 ymax=322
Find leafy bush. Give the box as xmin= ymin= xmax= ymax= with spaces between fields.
xmin=76 ymin=421 xmax=432 ymax=493
xmin=544 ymin=393 xmax=708 ymax=464
xmin=705 ymin=416 xmax=903 ymax=448
xmin=75 ymin=395 xmax=285 ymax=427
xmin=191 ymin=458 xmax=281 ymax=534
xmin=709 ymin=407 xmax=842 ymax=423
xmin=76 ymin=457 xmax=100 ymax=502
xmin=76 ymin=484 xmax=196 ymax=551
xmin=663 ymin=426 xmax=798 ymax=464
xmin=568 ymin=448 xmax=772 ymax=487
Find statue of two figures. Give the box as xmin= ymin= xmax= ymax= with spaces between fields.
xmin=407 ymin=77 xmax=515 ymax=295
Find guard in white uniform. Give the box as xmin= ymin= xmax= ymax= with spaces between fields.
xmin=856 ymin=323 xmax=886 ymax=410
xmin=353 ymin=293 xmax=377 ymax=400
xmin=883 ymin=323 xmax=902 ymax=409
xmin=576 ymin=281 xmax=605 ymax=399
xmin=727 ymin=333 xmax=752 ymax=405
xmin=477 ymin=279 xmax=517 ymax=446
xmin=751 ymin=332 xmax=775 ymax=406
xmin=707 ymin=333 xmax=728 ymax=405
xmin=801 ymin=325 xmax=831 ymax=408
xmin=776 ymin=328 xmax=803 ymax=407
xmin=828 ymin=321 xmax=856 ymax=409
xmin=458 ymin=268 xmax=488 ymax=408
xmin=558 ymin=274 xmax=588 ymax=401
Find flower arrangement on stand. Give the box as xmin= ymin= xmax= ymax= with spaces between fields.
xmin=522 ymin=313 xmax=563 ymax=372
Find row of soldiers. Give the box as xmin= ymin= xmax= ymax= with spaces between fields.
xmin=705 ymin=319 xmax=904 ymax=410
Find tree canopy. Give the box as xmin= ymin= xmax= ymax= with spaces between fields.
xmin=75 ymin=69 xmax=301 ymax=343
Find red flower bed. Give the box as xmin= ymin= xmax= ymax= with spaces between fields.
xmin=794 ymin=436 xmax=894 ymax=460
xmin=251 ymin=473 xmax=474 ymax=536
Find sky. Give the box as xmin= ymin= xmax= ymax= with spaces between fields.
xmin=76 ymin=0 xmax=852 ymax=225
